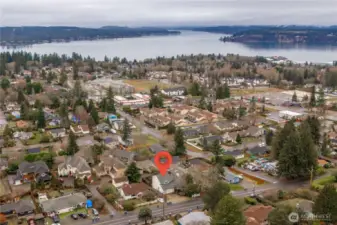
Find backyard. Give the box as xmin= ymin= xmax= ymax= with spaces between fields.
xmin=123 ymin=80 xmax=174 ymax=92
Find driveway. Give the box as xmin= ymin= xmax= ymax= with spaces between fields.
xmin=233 ymin=166 xmax=279 ymax=184
xmin=86 ymin=184 xmax=116 ymax=214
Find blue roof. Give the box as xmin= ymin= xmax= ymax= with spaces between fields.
xmin=27 ymin=148 xmax=41 ymax=154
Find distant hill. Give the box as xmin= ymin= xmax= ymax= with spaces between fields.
xmin=0 ymin=26 xmax=180 ymax=46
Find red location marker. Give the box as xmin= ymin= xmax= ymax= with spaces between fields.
xmin=154 ymin=151 xmax=172 ymax=176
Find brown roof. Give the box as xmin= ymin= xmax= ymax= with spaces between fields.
xmin=114 ymin=177 xmax=128 ymax=183
xmin=244 ymin=205 xmax=273 ymax=224
xmin=121 ymin=183 xmax=150 ymax=196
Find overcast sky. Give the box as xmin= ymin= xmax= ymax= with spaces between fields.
xmin=0 ymin=0 xmax=336 ymax=27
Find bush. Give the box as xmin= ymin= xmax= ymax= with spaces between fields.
xmin=92 ymin=198 xmax=105 ymax=211
xmin=277 ymin=190 xmax=285 ymax=200
xmin=237 ymin=159 xmax=248 ymax=167
xmin=222 ymin=155 xmax=236 ymax=167
xmin=122 ymin=201 xmax=135 ymax=211
xmin=40 ymin=134 xmax=50 ymax=143
xmin=244 ymin=196 xmax=258 ymax=205
xmin=58 ymin=150 xmax=67 ymax=156
xmin=315 ymin=167 xmax=326 ymax=176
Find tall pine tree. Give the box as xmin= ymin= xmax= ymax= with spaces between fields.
xmin=211 ymin=195 xmax=245 ymax=225
xmin=66 ymin=130 xmax=79 ymax=155
xmin=174 ymin=128 xmax=186 ymax=156
xmin=313 ymin=184 xmax=337 ymax=223
xmin=122 ymin=118 xmax=131 ymax=142
xmin=37 ymin=106 xmax=46 ymax=128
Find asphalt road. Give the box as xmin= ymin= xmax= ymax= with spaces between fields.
xmin=71 ymin=185 xmax=276 ymax=225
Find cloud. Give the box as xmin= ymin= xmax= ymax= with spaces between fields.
xmin=0 ymin=0 xmax=336 ymax=27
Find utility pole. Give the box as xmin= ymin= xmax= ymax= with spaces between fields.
xmin=162 ymin=193 xmax=166 ymax=217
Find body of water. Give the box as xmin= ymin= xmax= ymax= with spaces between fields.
xmin=1 ymin=31 xmax=337 ymax=63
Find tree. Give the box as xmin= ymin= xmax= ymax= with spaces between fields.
xmin=211 ymin=195 xmax=245 ymax=225
xmin=292 ymin=91 xmax=297 ymax=102
xmin=3 ymin=125 xmax=13 ymax=138
xmin=73 ymin=62 xmax=79 ymax=80
xmin=211 ymin=140 xmax=222 ymax=163
xmin=122 ymin=118 xmax=131 ymax=142
xmin=184 ymin=183 xmax=201 ymax=197
xmin=198 ymin=95 xmax=207 ymax=110
xmin=222 ymin=155 xmax=236 ymax=167
xmin=138 ymin=207 xmax=152 ymax=224
xmin=306 ymin=116 xmax=320 ymax=145
xmin=268 ymin=205 xmax=294 ymax=225
xmin=309 ymin=86 xmax=316 ymax=107
xmin=238 ymin=106 xmax=246 ymax=118
xmin=207 ymin=101 xmax=213 ymax=112
xmin=317 ymin=87 xmax=325 ymax=109
xmin=265 ymin=130 xmax=274 ymax=146
xmin=17 ymin=90 xmax=25 ymax=104
xmin=125 ymin=162 xmax=141 ymax=183
xmin=37 ymin=106 xmax=46 ymax=128
xmin=223 ymin=108 xmax=236 ymax=120
xmin=174 ymin=128 xmax=186 ymax=156
xmin=236 ymin=134 xmax=242 ymax=144
xmin=66 ymin=130 xmax=79 ymax=155
xmin=59 ymin=71 xmax=67 ymax=86
xmin=189 ymin=82 xmax=201 ymax=96
xmin=224 ymin=83 xmax=230 ymax=98
xmin=321 ymin=133 xmax=330 ymax=156
xmin=271 ymin=121 xmax=295 ymax=159
xmin=90 ymin=106 xmax=99 ymax=125
xmin=202 ymin=181 xmax=230 ymax=212
xmin=0 ymin=77 xmax=10 ymax=90
xmin=166 ymin=122 xmax=176 ymax=135
xmin=313 ymin=184 xmax=337 ymax=223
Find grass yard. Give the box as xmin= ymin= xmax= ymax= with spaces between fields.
xmin=59 ymin=207 xmax=88 ymax=219
xmin=242 ymin=137 xmax=259 ymax=143
xmin=278 ymin=198 xmax=313 ymax=210
xmin=26 ymin=132 xmax=42 ymax=145
xmin=231 ymin=87 xmax=280 ymax=96
xmin=229 ymin=183 xmax=244 ymax=191
xmin=312 ymin=175 xmax=336 ymax=190
xmin=124 ymin=79 xmax=174 ymax=92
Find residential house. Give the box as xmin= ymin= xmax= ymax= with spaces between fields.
xmin=171 ymin=105 xmax=196 ymax=116
xmin=119 ymin=183 xmax=151 ymax=200
xmin=222 ymin=132 xmax=238 ymax=143
xmin=244 ymin=126 xmax=264 ymax=137
xmin=27 ymin=147 xmax=41 ymax=154
xmin=248 ymin=145 xmax=269 ymax=156
xmin=48 ymin=128 xmax=66 ymax=138
xmin=214 ymin=121 xmax=238 ymax=132
xmin=11 ymin=111 xmax=20 ymax=119
xmin=16 ymin=120 xmax=30 ymax=129
xmin=182 ymin=128 xmax=200 ymax=138
xmin=167 ymin=114 xmax=187 ymax=126
xmin=149 ymin=143 xmax=165 ymax=154
xmin=224 ymin=171 xmax=242 ymax=184
xmin=112 ymin=149 xmax=135 ymax=164
xmin=161 ymin=87 xmax=186 ymax=96
xmin=14 ymin=131 xmax=33 ymax=140
xmin=0 ymin=200 xmax=35 ymax=217
xmin=0 ymin=158 xmax=8 ymax=171
xmin=96 ymin=123 xmax=110 ymax=132
xmin=13 ymin=161 xmax=51 ymax=185
xmin=224 ymin=149 xmax=245 ymax=159
xmin=178 ymin=212 xmax=210 ymax=225
xmin=103 ymin=136 xmax=120 ymax=149
xmin=75 ymin=145 xmax=95 ymax=165
xmin=112 ymin=177 xmax=129 ymax=188
xmin=152 ymin=172 xmax=178 ymax=194
xmin=186 ymin=111 xmax=206 ymax=123
xmin=145 ymin=115 xmax=171 ymax=129
xmin=40 ymin=193 xmax=87 ymax=215
xmin=70 ymin=125 xmax=90 ymax=135
xmin=58 ymin=156 xmax=92 ymax=179
xmin=93 ymin=152 xmax=126 ymax=179
xmin=244 ymin=205 xmax=273 ymax=225
xmin=201 ymin=135 xmax=223 ymax=147
xmin=136 ymin=159 xmax=156 ymax=174
xmin=0 ymin=110 xmax=8 ymax=130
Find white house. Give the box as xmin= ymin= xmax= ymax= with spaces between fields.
xmin=119 ymin=183 xmax=150 ymax=200
xmin=70 ymin=125 xmax=90 ymax=135
xmin=152 ymin=173 xmax=176 ymax=194
xmin=58 ymin=156 xmax=92 ymax=179
xmin=48 ymin=128 xmax=66 ymax=138
xmin=112 ymin=177 xmax=129 ymax=188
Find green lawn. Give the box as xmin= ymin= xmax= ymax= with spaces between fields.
xmin=242 ymin=137 xmax=259 ymax=143
xmin=26 ymin=132 xmax=42 ymax=145
xmin=146 ymin=135 xmax=159 ymax=145
xmin=229 ymin=184 xmax=244 ymax=191
xmin=312 ymin=175 xmax=336 ymax=190
xmin=59 ymin=207 xmax=88 ymax=219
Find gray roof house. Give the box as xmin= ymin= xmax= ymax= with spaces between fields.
xmin=48 ymin=128 xmax=66 ymax=138
xmin=152 ymin=170 xmax=183 ymax=194
xmin=112 ymin=149 xmax=135 ymax=164
xmin=40 ymin=193 xmax=87 ymax=215
xmin=0 ymin=157 xmax=8 ymax=170
xmin=178 ymin=212 xmax=210 ymax=225
xmin=0 ymin=199 xmax=35 ymax=216
xmin=58 ymin=156 xmax=92 ymax=179
xmin=201 ymin=135 xmax=223 ymax=146
xmin=13 ymin=161 xmax=51 ymax=185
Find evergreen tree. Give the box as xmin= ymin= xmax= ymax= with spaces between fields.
xmin=66 ymin=130 xmax=79 ymax=155
xmin=292 ymin=91 xmax=297 ymax=102
xmin=73 ymin=62 xmax=79 ymax=80
xmin=189 ymin=82 xmax=201 ymax=96
xmin=211 ymin=195 xmax=245 ymax=225
xmin=17 ymin=90 xmax=25 ymax=104
xmin=223 ymin=108 xmax=236 ymax=120
xmin=238 ymin=106 xmax=246 ymax=119
xmin=268 ymin=205 xmax=294 ymax=225
xmin=211 ymin=140 xmax=222 ymax=163
xmin=306 ymin=116 xmax=320 ymax=145
xmin=125 ymin=162 xmax=141 ymax=183
xmin=198 ymin=95 xmax=207 ymax=110
xmin=3 ymin=125 xmax=13 ymax=138
xmin=265 ymin=130 xmax=274 ymax=146
xmin=236 ymin=134 xmax=242 ymax=144
xmin=224 ymin=83 xmax=230 ymax=98
xmin=90 ymin=106 xmax=99 ymax=125
xmin=207 ymin=101 xmax=213 ymax=112
xmin=271 ymin=121 xmax=295 ymax=159
xmin=20 ymin=103 xmax=29 ymax=120
xmin=215 ymin=85 xmax=224 ymax=99
xmin=202 ymin=181 xmax=230 ymax=212
xmin=37 ymin=106 xmax=46 ymax=128
xmin=59 ymin=71 xmax=67 ymax=86
xmin=166 ymin=122 xmax=176 ymax=135
xmin=313 ymin=184 xmax=337 ymax=223
xmin=0 ymin=78 xmax=10 ymax=90
xmin=88 ymin=100 xmax=95 ymax=113
xmin=309 ymin=86 xmax=316 ymax=107
xmin=321 ymin=133 xmax=330 ymax=156
xmin=174 ymin=128 xmax=186 ymax=156
xmin=138 ymin=207 xmax=152 ymax=225
xmin=59 ymin=102 xmax=70 ymax=128
xmin=122 ymin=118 xmax=131 ymax=142
xmin=317 ymin=87 xmax=325 ymax=108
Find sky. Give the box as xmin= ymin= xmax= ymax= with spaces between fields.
xmin=0 ymin=0 xmax=336 ymax=27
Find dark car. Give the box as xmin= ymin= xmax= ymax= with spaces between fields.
xmin=71 ymin=214 xmax=78 ymax=220
xmin=78 ymin=213 xmax=88 ymax=218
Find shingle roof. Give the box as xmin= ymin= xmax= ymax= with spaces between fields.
xmin=40 ymin=193 xmax=87 ymax=213
xmin=58 ymin=156 xmax=91 ymax=173
xmin=18 ymin=161 xmax=49 ymax=174
xmin=0 ymin=200 xmax=35 ymax=214
xmin=178 ymin=212 xmax=210 ymax=225
xmin=121 ymin=183 xmax=150 ymax=196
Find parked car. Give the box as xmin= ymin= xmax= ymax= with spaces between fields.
xmin=71 ymin=214 xmax=78 ymax=220
xmin=78 ymin=213 xmax=88 ymax=218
